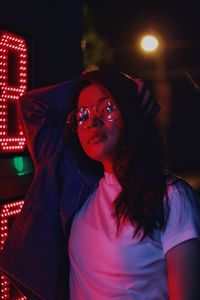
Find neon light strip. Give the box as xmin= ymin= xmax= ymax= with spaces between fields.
xmin=0 ymin=32 xmax=28 ymax=153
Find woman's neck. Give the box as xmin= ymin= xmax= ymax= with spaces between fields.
xmin=102 ymin=160 xmax=115 ymax=174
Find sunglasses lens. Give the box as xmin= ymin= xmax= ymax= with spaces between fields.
xmin=76 ymin=108 xmax=89 ymax=127
xmin=67 ymin=99 xmax=118 ymax=131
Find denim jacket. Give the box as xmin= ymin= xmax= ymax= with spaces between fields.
xmin=0 ymin=80 xmax=100 ymax=299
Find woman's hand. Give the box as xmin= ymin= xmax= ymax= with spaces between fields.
xmin=132 ymin=78 xmax=160 ymax=119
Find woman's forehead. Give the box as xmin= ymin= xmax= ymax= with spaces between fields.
xmin=77 ymin=83 xmax=110 ymax=108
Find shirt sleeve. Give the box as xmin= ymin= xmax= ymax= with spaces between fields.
xmin=161 ymin=178 xmax=200 ymax=255
xmin=18 ymin=80 xmax=75 ymax=166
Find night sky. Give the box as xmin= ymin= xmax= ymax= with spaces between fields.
xmin=87 ymin=0 xmax=200 ymax=44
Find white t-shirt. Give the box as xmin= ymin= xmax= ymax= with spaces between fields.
xmin=68 ymin=173 xmax=200 ymax=300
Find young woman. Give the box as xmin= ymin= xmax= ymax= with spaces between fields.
xmin=0 ymin=70 xmax=200 ymax=300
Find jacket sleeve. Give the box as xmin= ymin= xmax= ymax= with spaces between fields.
xmin=18 ymin=80 xmax=75 ymax=166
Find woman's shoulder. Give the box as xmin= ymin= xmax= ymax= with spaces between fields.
xmin=164 ymin=174 xmax=200 ymax=208
xmin=166 ymin=174 xmax=193 ymax=191
xmin=161 ymin=175 xmax=200 ymax=254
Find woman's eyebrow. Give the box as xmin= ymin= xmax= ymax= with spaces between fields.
xmin=77 ymin=97 xmax=109 ymax=109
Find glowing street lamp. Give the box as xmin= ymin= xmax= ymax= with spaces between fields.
xmin=140 ymin=35 xmax=159 ymax=53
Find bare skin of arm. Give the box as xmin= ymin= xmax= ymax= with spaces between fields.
xmin=166 ymin=238 xmax=200 ymax=300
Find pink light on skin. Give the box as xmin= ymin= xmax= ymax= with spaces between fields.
xmin=77 ymin=84 xmax=124 ymax=174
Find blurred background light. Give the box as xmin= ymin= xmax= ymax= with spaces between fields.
xmin=140 ymin=35 xmax=159 ymax=52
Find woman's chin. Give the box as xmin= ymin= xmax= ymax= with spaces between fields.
xmin=82 ymin=139 xmax=117 ymax=164
xmin=87 ymin=151 xmax=106 ymax=162
xmin=85 ymin=147 xmax=114 ymax=164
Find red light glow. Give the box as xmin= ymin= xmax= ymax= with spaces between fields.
xmin=0 ymin=200 xmax=26 ymax=299
xmin=0 ymin=31 xmax=28 ymax=153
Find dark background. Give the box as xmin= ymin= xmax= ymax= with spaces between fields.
xmin=87 ymin=0 xmax=200 ymax=75
xmin=1 ymin=0 xmax=200 ymax=183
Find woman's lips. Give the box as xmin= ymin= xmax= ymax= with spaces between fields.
xmin=88 ymin=134 xmax=107 ymax=144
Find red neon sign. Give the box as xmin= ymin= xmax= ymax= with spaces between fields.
xmin=0 ymin=200 xmax=26 ymax=299
xmin=0 ymin=31 xmax=28 ymax=153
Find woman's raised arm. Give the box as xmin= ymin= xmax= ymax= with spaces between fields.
xmin=18 ymin=80 xmax=75 ymax=166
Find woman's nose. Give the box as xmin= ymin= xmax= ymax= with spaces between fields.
xmin=92 ymin=117 xmax=104 ymax=127
xmin=87 ymin=113 xmax=104 ymax=128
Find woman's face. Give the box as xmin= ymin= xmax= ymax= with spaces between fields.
xmin=77 ymin=84 xmax=124 ymax=165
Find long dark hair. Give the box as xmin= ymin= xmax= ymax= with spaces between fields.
xmin=68 ymin=70 xmax=168 ymax=238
